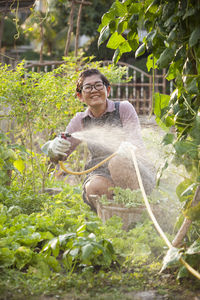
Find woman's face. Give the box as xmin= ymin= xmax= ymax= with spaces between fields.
xmin=77 ymin=74 xmax=110 ymax=109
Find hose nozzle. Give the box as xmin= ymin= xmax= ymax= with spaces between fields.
xmin=60 ymin=132 xmax=72 ymax=139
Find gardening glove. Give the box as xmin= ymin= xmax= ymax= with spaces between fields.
xmin=116 ymin=142 xmax=137 ymax=160
xmin=41 ymin=137 xmax=71 ymax=158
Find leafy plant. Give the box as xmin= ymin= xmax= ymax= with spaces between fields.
xmin=98 ymin=0 xmax=200 ymax=278
xmin=0 ymin=185 xmax=116 ymax=276
xmin=100 ymin=186 xmax=157 ymax=208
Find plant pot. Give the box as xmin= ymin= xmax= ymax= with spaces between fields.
xmin=96 ymin=200 xmax=160 ymax=231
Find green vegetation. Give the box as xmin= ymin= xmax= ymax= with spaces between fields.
xmin=1 ymin=0 xmax=200 ymax=292
xmin=1 ymin=58 xmax=199 ymax=298
xmin=99 ymin=0 xmax=200 ymax=283
xmin=100 ymin=187 xmax=159 ymax=208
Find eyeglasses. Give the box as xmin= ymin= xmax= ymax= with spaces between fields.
xmin=82 ymin=82 xmax=105 ymax=93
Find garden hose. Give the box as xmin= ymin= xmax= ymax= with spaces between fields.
xmin=129 ymin=147 xmax=200 ymax=281
xmin=59 ymin=147 xmax=200 ymax=280
xmin=59 ymin=152 xmax=116 ymax=175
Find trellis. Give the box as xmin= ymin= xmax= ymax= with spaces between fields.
xmin=102 ymin=60 xmax=168 ymax=115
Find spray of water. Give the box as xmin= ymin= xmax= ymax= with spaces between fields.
xmin=71 ymin=125 xmax=142 ymax=156
xmin=71 ymin=125 xmax=125 ymax=152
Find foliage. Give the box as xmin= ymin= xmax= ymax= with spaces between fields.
xmin=20 ymin=0 xmax=115 ymax=58
xmin=1 ymin=178 xmax=178 ymax=299
xmin=2 ymin=15 xmax=26 ymax=48
xmin=100 ymin=186 xmax=157 ymax=208
xmin=98 ymin=0 xmax=200 ymax=278
xmin=0 ymin=185 xmax=115 ymax=274
xmin=0 ymin=58 xmax=127 ymax=191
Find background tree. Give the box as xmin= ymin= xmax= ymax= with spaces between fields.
xmin=98 ymin=0 xmax=200 ymax=278
xmin=22 ymin=0 xmax=114 ymax=59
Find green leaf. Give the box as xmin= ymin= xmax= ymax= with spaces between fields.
xmin=98 ymin=25 xmax=110 ymax=47
xmin=135 ymin=43 xmax=145 ymax=58
xmin=176 ymin=179 xmax=193 ymax=202
xmin=81 ymin=243 xmax=94 ymax=261
xmin=174 ymin=141 xmax=198 ymax=159
xmin=185 ymin=78 xmax=198 ymax=94
xmin=146 ymin=54 xmax=158 ymax=72
xmin=107 ymin=32 xmax=125 ymax=49
xmin=189 ymin=26 xmax=200 ymax=47
xmin=177 ymin=265 xmax=189 ymax=279
xmin=162 ymin=133 xmax=174 ymax=145
xmin=46 ymin=255 xmax=61 ymax=272
xmin=183 ymin=8 xmax=196 ymax=20
xmin=128 ymin=39 xmax=138 ymax=52
xmin=59 ymin=233 xmax=76 ymax=246
xmin=161 ymin=247 xmax=182 ymax=272
xmin=154 ymin=93 xmax=170 ymax=118
xmin=100 ymin=9 xmax=116 ymax=28
xmin=184 ymin=202 xmax=200 ymax=221
xmin=70 ymin=247 xmax=79 ymax=258
xmin=190 ymin=116 xmax=200 ymax=143
xmin=117 ymin=19 xmax=128 ymax=34
xmin=157 ymin=47 xmax=175 ymax=69
xmin=0 ymin=247 xmax=15 ymax=267
xmin=119 ymin=40 xmax=132 ymax=53
xmin=186 ymin=239 xmax=200 ymax=255
xmin=113 ymin=48 xmax=121 ymax=64
xmin=15 ymin=246 xmax=33 ymax=270
xmin=115 ymin=0 xmax=127 ymax=16
xmin=13 ymin=159 xmax=25 ymax=173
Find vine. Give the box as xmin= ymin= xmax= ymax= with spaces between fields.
xmin=98 ymin=0 xmax=200 ymax=279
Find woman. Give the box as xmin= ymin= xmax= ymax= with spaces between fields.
xmin=42 ymin=68 xmax=156 ymax=211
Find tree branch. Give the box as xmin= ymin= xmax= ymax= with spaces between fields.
xmin=172 ymin=185 xmax=200 ymax=248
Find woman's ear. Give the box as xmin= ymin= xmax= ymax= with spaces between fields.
xmin=107 ymin=85 xmax=111 ymax=97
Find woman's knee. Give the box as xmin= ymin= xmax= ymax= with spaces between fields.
xmin=85 ymin=176 xmax=114 ymax=198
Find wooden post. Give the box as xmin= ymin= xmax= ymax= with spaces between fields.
xmin=64 ymin=0 xmax=76 ymax=57
xmin=0 ymin=0 xmax=8 ymax=63
xmin=75 ymin=0 xmax=84 ymax=57
xmin=65 ymin=0 xmax=92 ymax=57
xmin=39 ymin=22 xmax=44 ymax=65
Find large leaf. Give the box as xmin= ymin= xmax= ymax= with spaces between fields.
xmin=106 ymin=32 xmax=126 ymax=49
xmin=176 ymin=179 xmax=194 ymax=202
xmin=81 ymin=243 xmax=94 ymax=261
xmin=0 ymin=247 xmax=15 ymax=267
xmin=115 ymin=0 xmax=127 ymax=17
xmin=15 ymin=246 xmax=33 ymax=270
xmin=46 ymin=255 xmax=61 ymax=272
xmin=13 ymin=159 xmax=25 ymax=173
xmin=135 ymin=43 xmax=145 ymax=58
xmin=98 ymin=25 xmax=110 ymax=47
xmin=189 ymin=26 xmax=200 ymax=47
xmin=154 ymin=93 xmax=170 ymax=118
xmin=157 ymin=47 xmax=175 ymax=69
xmin=184 ymin=202 xmax=200 ymax=221
xmin=186 ymin=239 xmax=200 ymax=255
xmin=161 ymin=247 xmax=182 ymax=272
xmin=174 ymin=141 xmax=198 ymax=159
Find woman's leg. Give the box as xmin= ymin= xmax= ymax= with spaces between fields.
xmin=84 ymin=175 xmax=114 ymax=211
xmin=108 ymin=155 xmax=156 ymax=194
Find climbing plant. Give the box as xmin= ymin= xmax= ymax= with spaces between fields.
xmin=98 ymin=0 xmax=200 ymax=278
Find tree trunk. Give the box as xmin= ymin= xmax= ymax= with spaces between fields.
xmin=0 ymin=14 xmax=5 ymax=62
xmin=64 ymin=0 xmax=75 ymax=57
xmin=39 ymin=22 xmax=44 ymax=64
xmin=75 ymin=0 xmax=84 ymax=57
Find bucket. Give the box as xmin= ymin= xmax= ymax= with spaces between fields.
xmin=88 ymin=195 xmax=160 ymax=231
